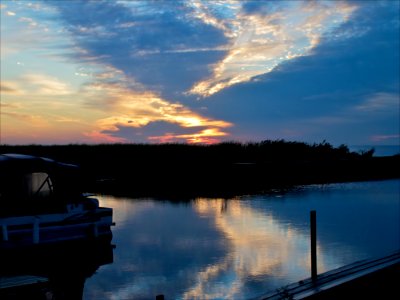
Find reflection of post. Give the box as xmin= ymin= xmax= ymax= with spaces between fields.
xmin=310 ymin=210 xmax=317 ymax=280
xmin=2 ymin=225 xmax=8 ymax=241
xmin=33 ymin=218 xmax=40 ymax=244
xmin=221 ymin=199 xmax=228 ymax=213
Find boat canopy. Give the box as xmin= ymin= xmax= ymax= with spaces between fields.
xmin=0 ymin=154 xmax=83 ymax=215
xmin=0 ymin=153 xmax=78 ymax=173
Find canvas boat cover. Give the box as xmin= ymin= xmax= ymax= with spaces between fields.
xmin=0 ymin=154 xmax=83 ymax=216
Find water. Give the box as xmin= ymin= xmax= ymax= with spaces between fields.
xmin=84 ymin=179 xmax=400 ymax=300
xmin=349 ymin=145 xmax=400 ymax=156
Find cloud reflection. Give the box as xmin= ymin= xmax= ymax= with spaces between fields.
xmin=184 ymin=198 xmax=327 ymax=299
xmin=94 ymin=197 xmax=323 ymax=299
xmin=90 ymin=180 xmax=400 ymax=300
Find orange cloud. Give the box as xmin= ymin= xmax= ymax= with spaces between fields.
xmin=1 ymin=111 xmax=48 ymax=127
xmin=0 ymin=81 xmax=23 ymax=95
xmin=84 ymin=130 xmax=127 ymax=143
xmin=21 ymin=74 xmax=73 ymax=95
xmin=1 ymin=74 xmax=73 ymax=96
xmin=148 ymin=128 xmax=229 ymax=144
xmin=83 ymin=81 xmax=232 ymax=143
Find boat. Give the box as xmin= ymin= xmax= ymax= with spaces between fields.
xmin=0 ymin=153 xmax=114 ymax=248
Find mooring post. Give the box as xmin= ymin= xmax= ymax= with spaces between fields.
xmin=310 ymin=210 xmax=317 ymax=280
xmin=156 ymin=295 xmax=164 ymax=300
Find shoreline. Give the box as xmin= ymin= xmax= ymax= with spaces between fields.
xmin=91 ymin=159 xmax=399 ymax=198
xmin=1 ymin=143 xmax=398 ymax=198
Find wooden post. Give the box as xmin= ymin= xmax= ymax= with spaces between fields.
xmin=310 ymin=210 xmax=317 ymax=280
xmin=156 ymin=295 xmax=164 ymax=300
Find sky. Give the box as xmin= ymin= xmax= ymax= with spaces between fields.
xmin=1 ymin=0 xmax=399 ymax=146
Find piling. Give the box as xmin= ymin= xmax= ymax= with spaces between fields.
xmin=310 ymin=210 xmax=317 ymax=280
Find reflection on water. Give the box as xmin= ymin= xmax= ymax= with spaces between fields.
xmin=183 ymin=199 xmax=318 ymax=299
xmin=84 ymin=179 xmax=399 ymax=300
xmin=0 ymin=239 xmax=114 ymax=299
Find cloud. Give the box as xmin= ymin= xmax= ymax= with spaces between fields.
xmin=20 ymin=74 xmax=73 ymax=95
xmin=189 ymin=0 xmax=358 ymax=97
xmin=304 ymin=92 xmax=399 ymax=126
xmin=370 ymin=135 xmax=400 ymax=143
xmin=187 ymin=0 xmax=240 ymax=38
xmin=200 ymin=1 xmax=399 ymax=145
xmin=1 ymin=110 xmax=49 ymax=127
xmin=53 ymin=116 xmax=83 ymax=123
xmin=148 ymin=128 xmax=229 ymax=144
xmin=281 ymin=90 xmax=399 ymax=145
xmin=81 ymin=80 xmax=232 ymax=143
xmin=1 ymin=100 xmax=85 ymax=128
xmin=0 ymin=81 xmax=23 ymax=95
xmin=18 ymin=16 xmax=38 ymax=28
xmin=355 ymin=92 xmax=399 ymax=112
xmin=50 ymin=0 xmax=228 ymax=97
xmin=2 ymin=0 xmax=398 ymax=146
xmin=36 ymin=0 xmax=236 ymax=143
xmin=84 ymin=130 xmax=127 ymax=144
xmin=1 ymin=4 xmax=69 ymax=62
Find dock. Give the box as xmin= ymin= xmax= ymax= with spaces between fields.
xmin=253 ymin=250 xmax=400 ymax=300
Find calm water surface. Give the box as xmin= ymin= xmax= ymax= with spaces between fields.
xmin=84 ymin=179 xmax=399 ymax=300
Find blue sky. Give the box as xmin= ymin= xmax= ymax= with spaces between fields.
xmin=1 ymin=0 xmax=399 ymax=145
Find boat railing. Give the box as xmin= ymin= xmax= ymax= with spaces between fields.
xmin=0 ymin=212 xmax=113 ymax=245
xmin=1 ymin=216 xmax=41 ymax=244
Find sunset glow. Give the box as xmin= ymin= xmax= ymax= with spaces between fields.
xmin=1 ymin=1 xmax=398 ymax=145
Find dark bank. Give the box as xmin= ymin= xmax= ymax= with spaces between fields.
xmin=1 ymin=140 xmax=399 ymax=197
